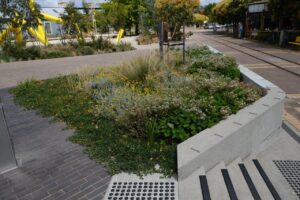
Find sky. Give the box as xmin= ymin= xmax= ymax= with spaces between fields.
xmin=201 ymin=0 xmax=221 ymax=6
xmin=36 ymin=0 xmax=221 ymax=7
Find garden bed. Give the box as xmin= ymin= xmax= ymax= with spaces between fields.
xmin=0 ymin=37 xmax=134 ymax=63
xmin=11 ymin=47 xmax=264 ymax=176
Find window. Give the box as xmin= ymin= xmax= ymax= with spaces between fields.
xmin=248 ymin=3 xmax=268 ymax=13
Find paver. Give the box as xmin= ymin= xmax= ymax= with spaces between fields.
xmin=0 ymin=89 xmax=110 ymax=200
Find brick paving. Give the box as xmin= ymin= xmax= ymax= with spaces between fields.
xmin=192 ymin=30 xmax=300 ymax=130
xmin=0 ymin=89 xmax=110 ymax=200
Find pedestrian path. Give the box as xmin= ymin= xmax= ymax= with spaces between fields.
xmin=0 ymin=49 xmax=152 ymax=89
xmin=0 ymin=89 xmax=110 ymax=200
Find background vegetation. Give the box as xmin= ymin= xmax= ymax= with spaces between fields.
xmin=0 ymin=38 xmax=134 ymax=62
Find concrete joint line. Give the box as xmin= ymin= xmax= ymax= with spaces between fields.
xmin=233 ymin=121 xmax=243 ymax=126
xmin=214 ymin=133 xmax=224 ymax=138
xmin=190 ymin=147 xmax=201 ymax=153
xmin=248 ymin=112 xmax=258 ymax=116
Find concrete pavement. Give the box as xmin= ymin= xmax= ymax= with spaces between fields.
xmin=0 ymin=49 xmax=152 ymax=89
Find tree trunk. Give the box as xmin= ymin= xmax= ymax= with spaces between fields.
xmin=135 ymin=22 xmax=139 ymax=35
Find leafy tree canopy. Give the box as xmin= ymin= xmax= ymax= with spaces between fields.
xmin=101 ymin=0 xmax=147 ymax=34
xmin=155 ymin=0 xmax=200 ymax=25
xmin=0 ymin=0 xmax=41 ymax=31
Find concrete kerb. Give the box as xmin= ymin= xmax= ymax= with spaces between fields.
xmin=177 ymin=46 xmax=286 ymax=181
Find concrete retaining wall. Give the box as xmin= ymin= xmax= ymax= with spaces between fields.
xmin=177 ymin=51 xmax=285 ymax=180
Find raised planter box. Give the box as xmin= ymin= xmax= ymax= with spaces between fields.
xmin=177 ymin=48 xmax=285 ymax=181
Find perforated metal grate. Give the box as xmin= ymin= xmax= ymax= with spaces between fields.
xmin=106 ymin=181 xmax=177 ymax=200
xmin=274 ymin=160 xmax=300 ymax=198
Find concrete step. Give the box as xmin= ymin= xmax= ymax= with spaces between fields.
xmin=206 ymin=162 xmax=230 ymax=200
xmin=254 ymin=158 xmax=298 ymax=200
xmin=226 ymin=157 xmax=254 ymax=200
xmin=178 ymin=167 xmax=205 ymax=200
xmin=243 ymin=157 xmax=274 ymax=200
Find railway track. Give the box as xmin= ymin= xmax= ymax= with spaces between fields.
xmin=207 ymin=34 xmax=300 ymax=65
xmin=193 ymin=33 xmax=300 ymax=78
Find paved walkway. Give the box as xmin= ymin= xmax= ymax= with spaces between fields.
xmin=192 ymin=30 xmax=300 ymax=132
xmin=0 ymin=89 xmax=110 ymax=200
xmin=0 ymin=50 xmax=152 ymax=89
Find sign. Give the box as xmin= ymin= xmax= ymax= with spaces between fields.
xmin=0 ymin=101 xmax=17 ymax=174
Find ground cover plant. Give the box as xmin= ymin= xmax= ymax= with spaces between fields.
xmin=0 ymin=37 xmax=134 ymax=62
xmin=11 ymin=46 xmax=264 ymax=176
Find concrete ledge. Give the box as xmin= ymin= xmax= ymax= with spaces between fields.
xmin=177 ymin=48 xmax=286 ymax=181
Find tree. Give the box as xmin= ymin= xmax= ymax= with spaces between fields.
xmin=81 ymin=1 xmax=94 ymax=34
xmin=95 ymin=10 xmax=110 ymax=33
xmin=203 ymin=3 xmax=217 ymax=19
xmin=102 ymin=0 xmax=147 ymax=35
xmin=193 ymin=14 xmax=209 ymax=27
xmin=60 ymin=3 xmax=84 ymax=42
xmin=101 ymin=2 xmax=128 ymax=31
xmin=155 ymin=0 xmax=200 ymax=33
xmin=140 ymin=0 xmax=157 ymax=34
xmin=0 ymin=0 xmax=41 ymax=32
xmin=211 ymin=0 xmax=231 ymax=24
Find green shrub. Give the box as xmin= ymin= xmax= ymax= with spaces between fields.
xmin=85 ymin=37 xmax=115 ymax=50
xmin=39 ymin=44 xmax=75 ymax=59
xmin=116 ymin=42 xmax=135 ymax=52
xmin=76 ymin=46 xmax=95 ymax=55
xmin=2 ymin=41 xmax=41 ymax=60
xmin=0 ymin=37 xmax=134 ymax=61
xmin=187 ymin=51 xmax=241 ymax=79
xmin=186 ymin=46 xmax=213 ymax=59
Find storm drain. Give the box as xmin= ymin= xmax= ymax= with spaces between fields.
xmin=274 ymin=160 xmax=300 ymax=198
xmin=106 ymin=181 xmax=177 ymax=200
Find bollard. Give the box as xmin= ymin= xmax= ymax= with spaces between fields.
xmin=0 ymin=98 xmax=17 ymax=174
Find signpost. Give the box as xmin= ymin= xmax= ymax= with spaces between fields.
xmin=159 ymin=22 xmax=186 ymax=63
xmin=0 ymin=99 xmax=17 ymax=174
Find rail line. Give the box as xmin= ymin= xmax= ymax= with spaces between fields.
xmin=194 ymin=33 xmax=300 ymax=78
xmin=211 ymin=34 xmax=300 ymax=66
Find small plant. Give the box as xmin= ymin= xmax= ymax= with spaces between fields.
xmin=116 ymin=42 xmax=135 ymax=52
xmin=76 ymin=46 xmax=95 ymax=55
xmin=119 ymin=54 xmax=164 ymax=82
xmin=85 ymin=37 xmax=115 ymax=50
xmin=0 ymin=37 xmax=135 ymax=62
xmin=186 ymin=47 xmax=241 ymax=79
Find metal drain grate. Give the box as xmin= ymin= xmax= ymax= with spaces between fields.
xmin=106 ymin=181 xmax=177 ymax=200
xmin=274 ymin=160 xmax=300 ymax=198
